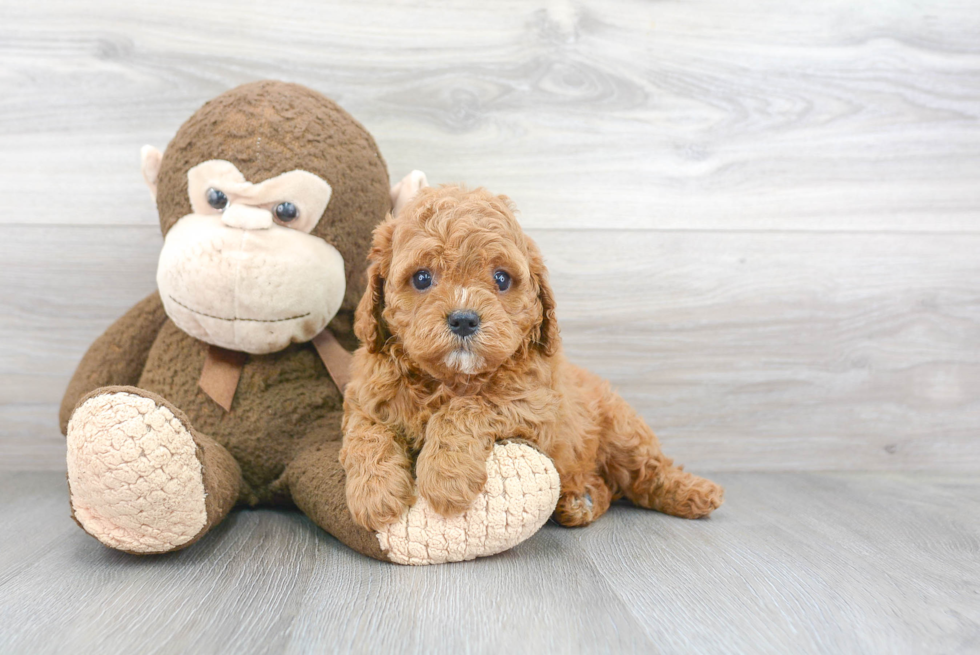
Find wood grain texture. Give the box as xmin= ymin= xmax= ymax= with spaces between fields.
xmin=0 ymin=0 xmax=978 ymax=231
xmin=3 ymin=225 xmax=977 ymax=471
xmin=3 ymin=2 xmax=978 ymax=652
xmin=0 ymin=471 xmax=977 ymax=654
xmin=2 ymin=0 xmax=979 ymax=472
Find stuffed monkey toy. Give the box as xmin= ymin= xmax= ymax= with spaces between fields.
xmin=60 ymin=81 xmax=559 ymax=565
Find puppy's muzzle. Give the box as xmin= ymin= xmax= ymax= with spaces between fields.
xmin=447 ymin=310 xmax=480 ymax=338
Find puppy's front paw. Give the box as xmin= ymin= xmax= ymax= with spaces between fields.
xmin=416 ymin=447 xmax=488 ymax=518
xmin=346 ymin=469 xmax=416 ymax=532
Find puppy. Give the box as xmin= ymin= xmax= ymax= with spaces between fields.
xmin=341 ymin=186 xmax=724 ymax=531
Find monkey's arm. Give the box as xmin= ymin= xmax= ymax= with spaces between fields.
xmin=59 ymin=291 xmax=169 ymax=434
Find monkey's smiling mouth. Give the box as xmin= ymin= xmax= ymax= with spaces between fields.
xmin=168 ymin=295 xmax=311 ymax=323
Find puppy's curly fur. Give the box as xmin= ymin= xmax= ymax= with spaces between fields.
xmin=340 ymin=186 xmax=724 ymax=531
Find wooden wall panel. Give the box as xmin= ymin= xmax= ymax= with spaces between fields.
xmin=1 ymin=0 xmax=978 ymax=230
xmin=3 ymin=226 xmax=977 ymax=471
xmin=2 ymin=0 xmax=978 ymax=471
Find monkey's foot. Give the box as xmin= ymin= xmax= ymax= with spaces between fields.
xmin=67 ymin=388 xmax=210 ymax=554
xmin=376 ymin=442 xmax=560 ymax=565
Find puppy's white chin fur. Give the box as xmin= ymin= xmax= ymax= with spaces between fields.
xmin=444 ymin=350 xmax=483 ymax=375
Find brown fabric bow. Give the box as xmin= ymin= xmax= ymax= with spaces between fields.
xmin=198 ymin=329 xmax=353 ymax=412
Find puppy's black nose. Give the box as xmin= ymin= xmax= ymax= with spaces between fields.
xmin=447 ymin=310 xmax=480 ymax=338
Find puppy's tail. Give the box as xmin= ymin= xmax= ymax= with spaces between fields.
xmin=597 ymin=384 xmax=724 ymax=519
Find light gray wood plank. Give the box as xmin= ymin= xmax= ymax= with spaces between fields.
xmin=0 ymin=471 xmax=977 ymax=654
xmin=0 ymin=405 xmax=65 ymax=471
xmin=0 ymin=480 xmax=652 ymax=654
xmin=586 ymin=473 xmax=980 ymax=654
xmin=0 ymin=226 xmax=160 ymax=410
xmin=3 ymin=225 xmax=978 ymax=472
xmin=0 ymin=473 xmax=74 ymax=587
xmin=282 ymin=530 xmax=654 ymax=655
xmin=1 ymin=0 xmax=978 ymax=231
xmin=544 ymin=229 xmax=980 ymax=471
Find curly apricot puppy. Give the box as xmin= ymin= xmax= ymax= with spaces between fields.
xmin=340 ymin=186 xmax=724 ymax=531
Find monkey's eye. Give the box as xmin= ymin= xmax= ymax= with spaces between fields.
xmin=412 ymin=269 xmax=432 ymax=291
xmin=493 ymin=269 xmax=511 ymax=292
xmin=206 ymin=188 xmax=228 ymax=211
xmin=274 ymin=202 xmax=298 ymax=222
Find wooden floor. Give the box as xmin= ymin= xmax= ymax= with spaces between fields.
xmin=1 ymin=471 xmax=977 ymax=654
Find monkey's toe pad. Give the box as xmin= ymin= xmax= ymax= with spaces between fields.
xmin=376 ymin=442 xmax=560 ymax=565
xmin=67 ymin=390 xmax=207 ymax=554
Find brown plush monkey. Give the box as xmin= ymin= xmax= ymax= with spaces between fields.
xmin=60 ymin=81 xmax=559 ymax=564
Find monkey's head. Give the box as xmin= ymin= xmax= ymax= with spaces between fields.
xmin=141 ymin=81 xmax=390 ymax=354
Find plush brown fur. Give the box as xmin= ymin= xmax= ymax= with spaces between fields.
xmin=341 ymin=186 xmax=724 ymax=531
xmin=61 ymin=81 xmax=392 ymax=560
xmin=155 ymin=81 xmax=389 ymax=314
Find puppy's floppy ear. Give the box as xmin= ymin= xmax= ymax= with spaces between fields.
xmin=355 ymin=218 xmax=395 ymax=353
xmin=528 ymin=240 xmax=560 ymax=357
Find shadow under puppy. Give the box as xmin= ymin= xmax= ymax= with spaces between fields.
xmin=341 ymin=186 xmax=724 ymax=531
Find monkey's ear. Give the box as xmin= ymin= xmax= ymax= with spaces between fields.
xmin=140 ymin=145 xmax=163 ymax=202
xmin=390 ymin=170 xmax=428 ymax=217
xmin=354 ymin=219 xmax=396 ymax=353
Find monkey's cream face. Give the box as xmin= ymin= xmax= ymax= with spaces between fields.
xmin=156 ymin=159 xmax=345 ymax=355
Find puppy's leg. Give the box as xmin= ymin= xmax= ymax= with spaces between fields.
xmin=416 ymin=396 xmax=495 ymax=518
xmin=340 ymin=408 xmax=416 ymax=532
xmin=554 ymin=468 xmax=614 ymax=527
xmin=599 ymin=388 xmax=724 ymax=519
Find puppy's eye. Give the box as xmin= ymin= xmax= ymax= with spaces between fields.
xmin=275 ymin=202 xmax=298 ymax=222
xmin=206 ymin=188 xmax=228 ymax=210
xmin=412 ymin=269 xmax=432 ymax=291
xmin=493 ymin=269 xmax=511 ymax=292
